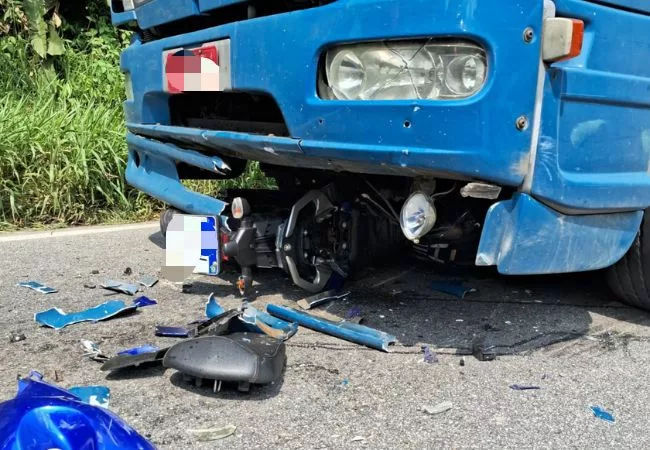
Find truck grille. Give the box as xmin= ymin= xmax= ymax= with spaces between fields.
xmin=169 ymin=91 xmax=290 ymax=136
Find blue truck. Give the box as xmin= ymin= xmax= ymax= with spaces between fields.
xmin=111 ymin=0 xmax=650 ymax=309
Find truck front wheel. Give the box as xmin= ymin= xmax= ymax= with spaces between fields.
xmin=607 ymin=212 xmax=650 ymax=311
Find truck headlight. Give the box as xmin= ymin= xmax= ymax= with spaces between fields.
xmin=320 ymin=40 xmax=487 ymax=101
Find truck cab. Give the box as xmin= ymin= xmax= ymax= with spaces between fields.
xmin=111 ymin=0 xmax=650 ymax=309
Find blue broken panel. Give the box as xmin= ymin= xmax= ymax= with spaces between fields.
xmin=68 ymin=386 xmax=111 ymax=408
xmin=35 ymin=301 xmax=138 ymax=330
xmin=118 ymin=344 xmax=160 ymax=356
xmin=133 ymin=296 xmax=158 ymax=308
xmin=205 ymin=293 xmax=225 ymax=319
xmin=17 ymin=281 xmax=57 ymax=294
xmin=155 ymin=325 xmax=190 ymax=338
xmin=240 ymin=306 xmax=299 ymax=341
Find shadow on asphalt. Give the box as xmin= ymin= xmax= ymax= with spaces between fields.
xmin=242 ymin=262 xmax=650 ymax=357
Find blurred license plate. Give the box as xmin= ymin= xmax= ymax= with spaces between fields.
xmin=163 ymin=39 xmax=231 ymax=93
xmin=165 ymin=214 xmax=220 ymax=275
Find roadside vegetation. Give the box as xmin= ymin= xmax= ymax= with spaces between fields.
xmin=0 ymin=0 xmax=270 ymax=230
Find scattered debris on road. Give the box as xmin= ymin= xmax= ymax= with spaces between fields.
xmin=101 ymin=280 xmax=139 ymax=295
xmin=34 ymin=300 xmax=138 ymax=330
xmin=9 ymin=332 xmax=26 ymax=343
xmin=591 ymin=406 xmax=615 ymax=423
xmin=297 ymin=289 xmax=350 ymax=310
xmin=81 ymin=340 xmax=109 ymax=362
xmin=460 ymin=356 xmax=466 ymax=366
xmin=422 ymin=345 xmax=439 ymax=364
xmin=123 ymin=267 xmax=133 ymax=276
xmin=155 ymin=325 xmax=190 ymax=338
xmin=510 ymin=384 xmax=541 ymax=391
xmin=68 ymin=385 xmax=111 ymax=408
xmin=241 ymin=306 xmax=299 ymax=340
xmin=118 ymin=344 xmax=160 ymax=356
xmin=472 ymin=338 xmax=496 ymax=362
xmin=267 ymin=304 xmax=396 ymax=351
xmin=101 ymin=347 xmax=169 ymax=372
xmin=351 ymin=436 xmax=366 ymax=442
xmin=205 ymin=293 xmax=225 ymax=319
xmin=345 ymin=307 xmax=362 ymax=321
xmin=133 ymin=295 xmax=158 ymax=308
xmin=84 ymin=283 xmax=97 ymax=289
xmin=431 ymin=280 xmax=475 ymax=299
xmin=421 ymin=401 xmax=453 ymax=416
xmin=188 ymin=424 xmax=237 ymax=442
xmin=138 ymin=275 xmax=159 ymax=288
xmin=17 ymin=281 xmax=57 ymax=294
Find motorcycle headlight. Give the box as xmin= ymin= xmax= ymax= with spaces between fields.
xmin=320 ymin=40 xmax=487 ymax=101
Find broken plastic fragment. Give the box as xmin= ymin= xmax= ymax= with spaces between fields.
xmin=345 ymin=307 xmax=362 ymax=320
xmin=188 ymin=424 xmax=237 ymax=442
xmin=34 ymin=300 xmax=138 ymax=330
xmin=118 ymin=344 xmax=159 ymax=356
xmin=156 ymin=325 xmax=190 ymax=338
xmin=133 ymin=295 xmax=158 ymax=307
xmin=101 ymin=347 xmax=169 ymax=372
xmin=422 ymin=345 xmax=439 ymax=364
xmin=591 ymin=406 xmax=615 ymax=423
xmin=422 ymin=401 xmax=453 ymax=416
xmin=297 ymin=290 xmax=351 ymax=310
xmin=205 ymin=293 xmax=225 ymax=319
xmin=68 ymin=385 xmax=110 ymax=408
xmin=431 ymin=280 xmax=476 ymax=299
xmin=0 ymin=374 xmax=154 ymax=449
xmin=240 ymin=306 xmax=298 ymax=340
xmin=9 ymin=332 xmax=26 ymax=344
xmin=101 ymin=280 xmax=139 ymax=295
xmin=267 ymin=304 xmax=396 ymax=352
xmin=138 ymin=275 xmax=159 ymax=288
xmin=81 ymin=340 xmax=109 ymax=362
xmin=510 ymin=384 xmax=541 ymax=391
xmin=17 ymin=281 xmax=57 ymax=294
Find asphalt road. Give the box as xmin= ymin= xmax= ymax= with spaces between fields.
xmin=2 ymin=224 xmax=650 ymax=449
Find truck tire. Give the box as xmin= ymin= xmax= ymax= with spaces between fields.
xmin=159 ymin=208 xmax=179 ymax=238
xmin=607 ymin=213 xmax=650 ymax=310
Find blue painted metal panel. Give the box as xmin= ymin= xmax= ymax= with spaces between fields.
xmin=476 ymin=194 xmax=642 ymax=274
xmin=135 ymin=0 xmax=199 ymax=30
xmin=199 ymin=0 xmax=247 ymax=11
xmin=530 ymin=0 xmax=650 ymax=211
xmin=126 ymin=134 xmax=228 ymax=215
xmin=122 ymin=0 xmax=543 ymax=186
xmin=110 ymin=3 xmax=137 ymax=27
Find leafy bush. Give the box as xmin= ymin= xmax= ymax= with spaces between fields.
xmin=0 ymin=1 xmax=272 ymax=229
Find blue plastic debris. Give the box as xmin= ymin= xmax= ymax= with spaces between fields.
xmin=297 ymin=290 xmax=350 ymax=310
xmin=34 ymin=300 xmax=138 ymax=330
xmin=267 ymin=304 xmax=396 ymax=351
xmin=133 ymin=295 xmax=158 ymax=308
xmin=118 ymin=344 xmax=159 ymax=356
xmin=17 ymin=281 xmax=57 ymax=294
xmin=101 ymin=280 xmax=139 ymax=296
xmin=241 ymin=306 xmax=298 ymax=340
xmin=205 ymin=293 xmax=225 ymax=319
xmin=345 ymin=307 xmax=362 ymax=320
xmin=155 ymin=325 xmax=190 ymax=338
xmin=422 ymin=345 xmax=439 ymax=364
xmin=68 ymin=386 xmax=111 ymax=408
xmin=0 ymin=372 xmax=154 ymax=449
xmin=591 ymin=406 xmax=615 ymax=423
xmin=510 ymin=384 xmax=541 ymax=391
xmin=431 ymin=280 xmax=476 ymax=299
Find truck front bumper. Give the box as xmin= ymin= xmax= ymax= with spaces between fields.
xmin=122 ymin=0 xmax=544 ymax=185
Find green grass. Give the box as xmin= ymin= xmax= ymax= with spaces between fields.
xmin=0 ymin=24 xmax=274 ymax=230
